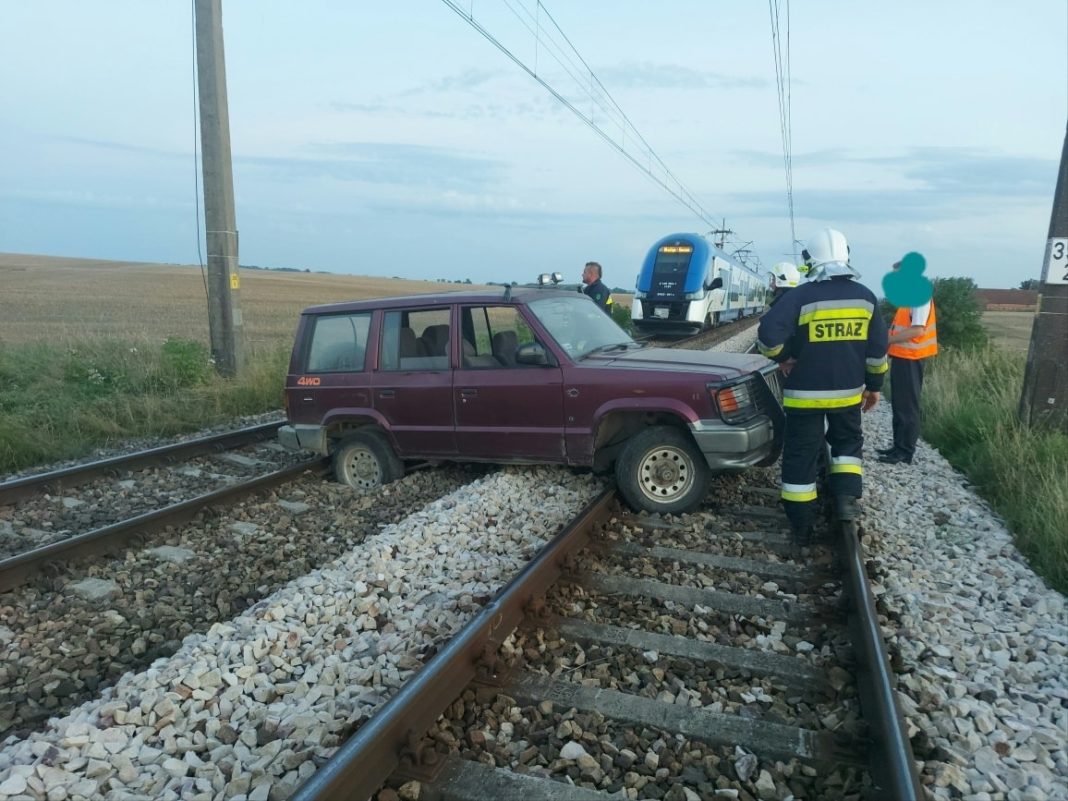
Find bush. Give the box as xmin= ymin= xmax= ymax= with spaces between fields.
xmin=932 ymin=277 xmax=987 ymax=350
xmin=159 ymin=338 xmax=212 ymax=389
xmin=881 ymin=276 xmax=988 ymax=351
xmin=611 ymin=302 xmax=634 ymax=334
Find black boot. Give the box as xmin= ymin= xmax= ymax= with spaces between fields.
xmin=836 ymin=495 xmax=860 ymax=521
xmin=875 ymin=446 xmax=897 ymax=455
xmin=791 ymin=523 xmax=812 ymax=548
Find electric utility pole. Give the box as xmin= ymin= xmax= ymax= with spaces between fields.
xmin=710 ymin=219 xmax=733 ymax=251
xmin=1019 ymin=122 xmax=1068 ymax=431
xmin=195 ymin=0 xmax=244 ymax=376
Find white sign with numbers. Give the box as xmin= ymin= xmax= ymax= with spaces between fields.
xmin=1044 ymin=237 xmax=1068 ymax=284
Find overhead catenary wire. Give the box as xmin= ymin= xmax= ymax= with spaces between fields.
xmin=769 ymin=0 xmax=797 ymax=261
xmin=440 ymin=0 xmax=756 ymax=260
xmin=190 ymin=0 xmax=209 ymax=304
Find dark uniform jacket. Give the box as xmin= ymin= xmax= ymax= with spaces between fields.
xmin=757 ymin=276 xmax=888 ymax=414
xmin=583 ymin=280 xmax=613 ymax=314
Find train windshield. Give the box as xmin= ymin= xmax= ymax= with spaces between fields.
xmin=527 ymin=295 xmax=637 ymax=360
xmin=653 ymin=245 xmax=693 ymax=277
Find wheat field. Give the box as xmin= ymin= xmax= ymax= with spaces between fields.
xmin=0 ymin=253 xmax=492 ymax=349
xmin=981 ymin=310 xmax=1036 ymax=354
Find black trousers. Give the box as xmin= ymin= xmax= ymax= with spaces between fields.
xmin=890 ymin=357 xmax=925 ymax=458
xmin=781 ymin=408 xmax=863 ymax=533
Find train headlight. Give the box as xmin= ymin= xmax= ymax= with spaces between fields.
xmin=634 ymin=291 xmax=647 ymax=299
xmin=684 ymin=290 xmax=706 ymax=301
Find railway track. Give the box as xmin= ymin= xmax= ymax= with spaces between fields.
xmin=640 ymin=315 xmax=760 ymax=351
xmin=0 ymin=423 xmax=480 ymax=740
xmin=290 ymin=473 xmax=923 ymax=801
xmin=0 ymin=422 xmax=325 ymax=592
xmin=0 ymin=421 xmax=284 ymax=506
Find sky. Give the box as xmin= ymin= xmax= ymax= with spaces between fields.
xmin=1 ymin=1 xmax=1065 ymax=292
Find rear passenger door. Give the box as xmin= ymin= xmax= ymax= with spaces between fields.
xmin=453 ymin=304 xmax=565 ymax=461
xmin=297 ymin=312 xmax=373 ymax=422
xmin=373 ymin=306 xmax=456 ymax=456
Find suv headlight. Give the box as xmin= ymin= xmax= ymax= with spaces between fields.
xmin=710 ymin=380 xmax=756 ymax=423
xmin=684 ymin=290 xmax=705 ymax=301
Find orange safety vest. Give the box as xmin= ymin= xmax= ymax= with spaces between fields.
xmin=888 ymin=301 xmax=938 ymax=359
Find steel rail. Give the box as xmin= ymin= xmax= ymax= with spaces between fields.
xmin=290 ymin=489 xmax=616 ymax=801
xmin=641 ymin=314 xmax=759 ymax=350
xmin=839 ymin=518 xmax=925 ymax=800
xmin=0 ymin=456 xmax=329 ymax=593
xmin=0 ymin=421 xmax=284 ymax=506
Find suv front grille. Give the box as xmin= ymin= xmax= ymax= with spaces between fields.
xmin=758 ymin=365 xmax=784 ymax=407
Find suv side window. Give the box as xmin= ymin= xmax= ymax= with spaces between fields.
xmin=306 ymin=313 xmax=372 ymax=372
xmin=380 ymin=307 xmax=451 ymax=371
xmin=461 ymin=306 xmax=536 ymax=368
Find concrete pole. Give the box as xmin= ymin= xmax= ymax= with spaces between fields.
xmin=195 ymin=0 xmax=244 ymax=376
xmin=1018 ymin=122 xmax=1068 ymax=431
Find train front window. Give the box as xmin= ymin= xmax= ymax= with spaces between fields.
xmin=652 ymin=246 xmax=693 ymax=277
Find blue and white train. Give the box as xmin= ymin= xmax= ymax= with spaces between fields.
xmin=630 ymin=232 xmax=768 ymax=335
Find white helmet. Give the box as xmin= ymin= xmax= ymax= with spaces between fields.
xmin=770 ymin=262 xmax=801 ymax=288
xmin=801 ymin=228 xmax=850 ymax=269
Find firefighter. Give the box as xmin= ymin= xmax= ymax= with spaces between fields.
xmin=768 ymin=262 xmax=802 ymax=306
xmin=757 ymin=228 xmax=889 ymax=545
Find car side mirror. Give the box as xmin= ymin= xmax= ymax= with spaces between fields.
xmin=706 ymin=276 xmax=723 ymax=291
xmin=515 ymin=342 xmax=550 ymax=366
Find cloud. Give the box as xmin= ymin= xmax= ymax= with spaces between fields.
xmin=727 ymin=146 xmax=1057 ymax=221
xmin=237 ymin=142 xmax=505 ymax=192
xmin=872 ymin=147 xmax=1057 ymax=198
xmin=397 ymin=68 xmax=501 ymax=97
xmin=595 ymin=62 xmax=767 ymax=90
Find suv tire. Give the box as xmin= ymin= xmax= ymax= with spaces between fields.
xmin=615 ymin=426 xmax=710 ymax=514
xmin=333 ymin=431 xmax=404 ymax=490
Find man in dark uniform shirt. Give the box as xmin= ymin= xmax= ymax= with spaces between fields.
xmin=582 ymin=261 xmax=615 ymax=315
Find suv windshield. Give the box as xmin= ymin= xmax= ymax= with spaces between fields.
xmin=527 ymin=295 xmax=637 ymax=359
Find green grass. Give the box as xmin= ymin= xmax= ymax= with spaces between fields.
xmin=922 ymin=346 xmax=1068 ymax=594
xmin=0 ymin=338 xmax=287 ymax=474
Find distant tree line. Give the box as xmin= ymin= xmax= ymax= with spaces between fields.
xmin=240 ymin=264 xmax=315 ymax=273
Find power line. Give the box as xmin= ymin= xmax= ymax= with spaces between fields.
xmin=769 ymin=0 xmax=796 ymax=260
xmin=439 ymin=0 xmax=738 ymax=238
xmin=190 ymin=0 xmax=209 ymax=303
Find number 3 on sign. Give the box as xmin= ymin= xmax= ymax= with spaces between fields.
xmin=1047 ymin=238 xmax=1068 ymax=284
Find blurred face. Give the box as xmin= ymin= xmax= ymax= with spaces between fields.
xmin=582 ymin=265 xmax=596 ymax=284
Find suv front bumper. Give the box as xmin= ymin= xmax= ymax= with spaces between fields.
xmin=278 ymin=424 xmax=328 ymax=455
xmin=689 ymin=416 xmax=778 ymax=470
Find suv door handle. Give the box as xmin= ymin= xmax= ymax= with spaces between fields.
xmin=459 ymin=388 xmax=478 ymax=398
xmin=379 ymin=389 xmax=396 ymax=399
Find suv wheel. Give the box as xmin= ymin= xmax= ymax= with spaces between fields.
xmin=615 ymin=426 xmax=710 ymax=514
xmin=333 ymin=431 xmax=404 ymax=490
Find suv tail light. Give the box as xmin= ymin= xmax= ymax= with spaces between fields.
xmin=711 ymin=380 xmax=756 ymax=423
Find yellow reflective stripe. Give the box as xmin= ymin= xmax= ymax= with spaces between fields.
xmin=758 ymin=340 xmax=784 ymax=358
xmin=781 ymin=489 xmax=818 ymax=502
xmin=866 ymin=356 xmax=889 ymax=374
xmin=798 ymin=307 xmax=874 ymax=325
xmin=830 ymin=463 xmax=863 ymax=475
xmin=783 ymin=393 xmax=864 ymax=409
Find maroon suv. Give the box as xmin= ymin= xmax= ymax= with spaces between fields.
xmin=280 ymin=287 xmax=783 ymax=514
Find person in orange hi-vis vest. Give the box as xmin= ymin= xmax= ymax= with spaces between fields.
xmin=878 ymin=261 xmax=938 ymax=465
